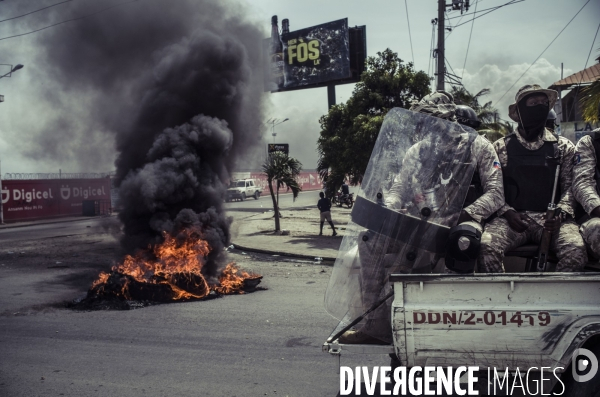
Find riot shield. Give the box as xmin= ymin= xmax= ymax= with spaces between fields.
xmin=324 ymin=107 xmax=477 ymax=343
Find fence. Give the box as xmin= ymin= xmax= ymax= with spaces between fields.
xmin=3 ymin=172 xmax=114 ymax=180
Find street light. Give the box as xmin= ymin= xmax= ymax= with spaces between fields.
xmin=267 ymin=117 xmax=289 ymax=143
xmin=0 ymin=63 xmax=23 ymax=224
xmin=0 ymin=63 xmax=24 ymax=79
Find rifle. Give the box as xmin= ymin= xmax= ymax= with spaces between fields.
xmin=536 ymin=165 xmax=562 ymax=272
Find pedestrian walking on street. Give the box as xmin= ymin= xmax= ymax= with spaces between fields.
xmin=317 ymin=192 xmax=337 ymax=236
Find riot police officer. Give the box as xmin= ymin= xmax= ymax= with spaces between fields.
xmin=573 ymin=127 xmax=600 ymax=258
xmin=479 ymin=85 xmax=586 ymax=272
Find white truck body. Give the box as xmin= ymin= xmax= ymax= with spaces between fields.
xmin=389 ymin=273 xmax=600 ymax=371
xmin=324 ymin=272 xmax=600 ymax=392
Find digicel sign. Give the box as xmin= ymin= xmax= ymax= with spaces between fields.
xmin=1 ymin=178 xmax=111 ymax=222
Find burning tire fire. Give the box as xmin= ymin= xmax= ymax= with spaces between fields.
xmin=82 ymin=229 xmax=261 ymax=307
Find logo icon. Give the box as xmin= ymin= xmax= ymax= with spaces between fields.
xmin=572 ymin=348 xmax=598 ymax=382
xmin=1 ymin=188 xmax=9 ymax=204
xmin=60 ymin=185 xmax=71 ymax=200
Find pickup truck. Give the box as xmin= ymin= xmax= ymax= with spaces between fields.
xmin=324 ymin=271 xmax=600 ymax=395
xmin=322 ymin=107 xmax=600 ymax=395
xmin=225 ymin=179 xmax=262 ymax=201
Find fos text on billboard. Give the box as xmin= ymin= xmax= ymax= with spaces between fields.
xmin=265 ymin=18 xmax=365 ymax=92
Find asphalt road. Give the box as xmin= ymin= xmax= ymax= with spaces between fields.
xmin=0 ymin=218 xmax=107 ymax=243
xmin=0 ymin=217 xmax=387 ymax=397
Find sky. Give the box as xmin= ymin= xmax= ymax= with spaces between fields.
xmin=0 ymin=0 xmax=598 ymax=174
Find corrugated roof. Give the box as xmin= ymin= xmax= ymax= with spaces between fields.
xmin=549 ymin=63 xmax=600 ymax=89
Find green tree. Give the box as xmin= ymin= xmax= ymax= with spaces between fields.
xmin=450 ymin=85 xmax=513 ymax=142
xmin=262 ymin=152 xmax=302 ymax=232
xmin=317 ymin=49 xmax=430 ymax=196
xmin=579 ymin=50 xmax=600 ymax=123
xmin=580 ymin=80 xmax=600 ymax=123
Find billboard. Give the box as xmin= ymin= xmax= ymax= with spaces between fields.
xmin=1 ymin=178 xmax=111 ymax=222
xmin=264 ymin=18 xmax=366 ymax=92
xmin=267 ymin=143 xmax=289 ymax=155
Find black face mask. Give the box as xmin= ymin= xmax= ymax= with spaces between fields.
xmin=517 ymin=102 xmax=549 ymax=141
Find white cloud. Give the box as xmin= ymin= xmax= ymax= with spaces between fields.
xmin=457 ymin=58 xmax=573 ymax=122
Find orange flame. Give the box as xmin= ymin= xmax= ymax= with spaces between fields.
xmin=214 ymin=263 xmax=261 ymax=294
xmin=90 ymin=229 xmax=260 ymax=301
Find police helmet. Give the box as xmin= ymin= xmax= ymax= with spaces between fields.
xmin=546 ymin=109 xmax=557 ymax=130
xmin=455 ymin=105 xmax=481 ymax=129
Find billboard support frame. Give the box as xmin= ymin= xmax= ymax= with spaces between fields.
xmin=327 ymin=84 xmax=336 ymax=109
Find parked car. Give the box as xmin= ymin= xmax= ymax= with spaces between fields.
xmin=226 ymin=179 xmax=262 ymax=202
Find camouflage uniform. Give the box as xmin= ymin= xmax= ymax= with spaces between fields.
xmin=390 ymin=92 xmax=504 ymax=229
xmin=348 ymin=92 xmax=501 ymax=343
xmin=479 ymin=128 xmax=587 ymax=272
xmin=386 ymin=134 xmax=504 ymax=230
xmin=573 ymin=130 xmax=600 ymax=258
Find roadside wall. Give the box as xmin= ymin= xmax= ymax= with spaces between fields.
xmin=1 ymin=178 xmax=111 ymax=222
xmin=557 ymin=120 xmax=599 ymax=143
xmin=231 ymin=171 xmax=323 ymax=192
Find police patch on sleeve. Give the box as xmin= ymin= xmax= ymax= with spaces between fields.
xmin=493 ymin=161 xmax=501 ymax=169
xmin=573 ymin=153 xmax=581 ymax=165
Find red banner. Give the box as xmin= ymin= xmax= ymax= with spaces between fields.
xmin=247 ymin=171 xmax=323 ymax=192
xmin=1 ymin=178 xmax=111 ymax=222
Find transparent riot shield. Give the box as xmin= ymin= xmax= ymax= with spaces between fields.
xmin=324 ymin=107 xmax=477 ymax=343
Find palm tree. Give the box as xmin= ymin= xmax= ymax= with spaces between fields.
xmin=579 ymin=50 xmax=600 ymax=123
xmin=450 ymin=85 xmax=512 ymax=138
xmin=262 ymin=152 xmax=302 ymax=232
xmin=580 ymin=80 xmax=600 ymax=123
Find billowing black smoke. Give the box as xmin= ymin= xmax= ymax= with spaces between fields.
xmin=4 ymin=0 xmax=267 ymax=273
xmin=118 ymin=115 xmax=235 ymax=275
xmin=114 ymin=22 xmax=266 ymax=273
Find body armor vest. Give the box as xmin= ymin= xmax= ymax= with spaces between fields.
xmin=503 ymin=135 xmax=561 ymax=212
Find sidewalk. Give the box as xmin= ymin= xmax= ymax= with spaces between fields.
xmin=230 ymin=206 xmax=351 ymax=262
xmin=0 ymin=207 xmax=349 ymax=262
xmin=0 ymin=215 xmax=108 ymax=230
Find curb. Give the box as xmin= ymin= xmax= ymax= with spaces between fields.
xmin=230 ymin=242 xmax=337 ymax=264
xmin=0 ymin=214 xmax=115 ymax=230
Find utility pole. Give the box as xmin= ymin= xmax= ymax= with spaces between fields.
xmin=436 ymin=0 xmax=446 ymax=92
xmin=435 ymin=1 xmax=470 ymax=91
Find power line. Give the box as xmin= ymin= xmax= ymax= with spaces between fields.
xmin=461 ymin=0 xmax=479 ymax=81
xmin=0 ymin=0 xmax=142 ymax=42
xmin=447 ymin=0 xmax=525 ymax=20
xmin=445 ymin=11 xmax=463 ymax=40
xmin=404 ymin=0 xmax=415 ymax=66
xmin=495 ymin=0 xmax=592 ymax=105
xmin=452 ymin=0 xmax=524 ymax=29
xmin=566 ymin=22 xmax=600 ymax=122
xmin=0 ymin=0 xmax=73 ymax=23
xmin=446 ymin=57 xmax=459 ymax=77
